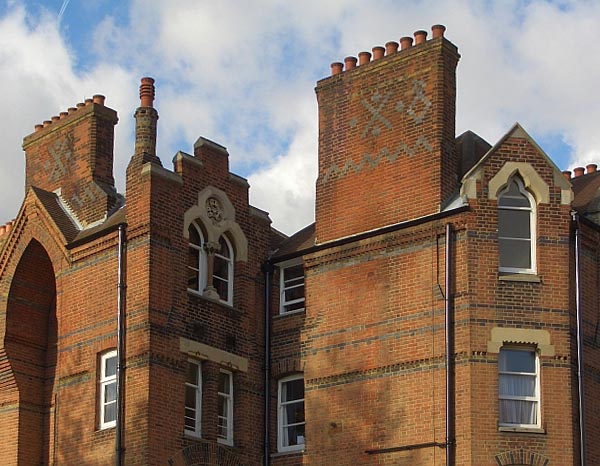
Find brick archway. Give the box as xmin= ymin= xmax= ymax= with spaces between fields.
xmin=168 ymin=440 xmax=247 ymax=466
xmin=494 ymin=448 xmax=549 ymax=466
xmin=3 ymin=239 xmax=57 ymax=465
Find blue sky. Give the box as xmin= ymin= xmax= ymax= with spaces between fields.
xmin=1 ymin=0 xmax=599 ymax=234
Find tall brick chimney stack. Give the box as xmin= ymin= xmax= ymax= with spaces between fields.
xmin=22 ymin=94 xmax=119 ymax=227
xmin=315 ymin=25 xmax=460 ymax=243
xmin=130 ymin=77 xmax=162 ymax=167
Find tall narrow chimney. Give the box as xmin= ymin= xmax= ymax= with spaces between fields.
xmin=133 ymin=77 xmax=161 ymax=166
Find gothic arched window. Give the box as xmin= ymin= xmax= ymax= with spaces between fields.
xmin=498 ymin=177 xmax=535 ymax=273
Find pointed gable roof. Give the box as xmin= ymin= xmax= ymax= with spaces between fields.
xmin=461 ymin=123 xmax=572 ymax=204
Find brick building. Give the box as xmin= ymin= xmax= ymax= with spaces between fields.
xmin=0 ymin=25 xmax=598 ymax=466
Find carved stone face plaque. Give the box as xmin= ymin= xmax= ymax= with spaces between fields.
xmin=206 ymin=197 xmax=223 ymax=224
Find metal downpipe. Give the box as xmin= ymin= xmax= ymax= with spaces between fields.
xmin=445 ymin=223 xmax=455 ymax=465
xmin=115 ymin=224 xmax=127 ymax=466
xmin=262 ymin=262 xmax=274 ymax=466
xmin=573 ymin=213 xmax=586 ymax=466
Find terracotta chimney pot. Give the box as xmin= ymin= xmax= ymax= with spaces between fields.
xmin=562 ymin=170 xmax=572 ymax=180
xmin=331 ymin=62 xmax=344 ymax=75
xmin=51 ymin=115 xmax=60 ymax=122
xmin=5 ymin=221 xmax=12 ymax=233
xmin=574 ymin=167 xmax=585 ymax=177
xmin=414 ymin=30 xmax=427 ymax=45
xmin=34 ymin=124 xmax=43 ymax=132
xmin=140 ymin=77 xmax=156 ymax=107
xmin=0 ymin=225 xmax=5 ymax=235
xmin=385 ymin=41 xmax=399 ymax=55
xmin=344 ymin=56 xmax=357 ymax=70
xmin=76 ymin=102 xmax=85 ymax=109
xmin=59 ymin=112 xmax=68 ymax=120
xmin=93 ymin=94 xmax=106 ymax=105
xmin=372 ymin=46 xmax=385 ymax=60
xmin=586 ymin=163 xmax=597 ymax=174
xmin=400 ymin=36 xmax=413 ymax=50
xmin=358 ymin=51 xmax=372 ymax=66
xmin=84 ymin=98 xmax=93 ymax=106
xmin=431 ymin=24 xmax=446 ymax=39
xmin=43 ymin=120 xmax=52 ymax=127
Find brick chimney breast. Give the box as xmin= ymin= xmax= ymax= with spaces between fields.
xmin=22 ymin=95 xmax=119 ymax=228
xmin=315 ymin=26 xmax=459 ymax=242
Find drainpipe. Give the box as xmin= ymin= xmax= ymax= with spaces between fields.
xmin=445 ymin=223 xmax=455 ymax=466
xmin=115 ymin=224 xmax=127 ymax=466
xmin=573 ymin=213 xmax=586 ymax=466
xmin=262 ymin=262 xmax=274 ymax=466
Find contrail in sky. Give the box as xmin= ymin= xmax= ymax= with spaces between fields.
xmin=58 ymin=0 xmax=71 ymax=23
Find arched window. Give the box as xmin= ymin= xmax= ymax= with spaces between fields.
xmin=188 ymin=222 xmax=207 ymax=293
xmin=213 ymin=236 xmax=233 ymax=304
xmin=498 ymin=177 xmax=535 ymax=273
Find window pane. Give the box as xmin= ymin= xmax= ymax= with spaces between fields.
xmin=214 ymin=277 xmax=229 ymax=302
xmin=104 ymin=402 xmax=116 ymax=423
xmin=499 ymin=374 xmax=536 ymax=397
xmin=499 ymin=238 xmax=531 ymax=269
xmin=188 ymin=246 xmax=199 ymax=268
xmin=105 ymin=382 xmax=117 ymax=403
xmin=498 ymin=210 xmax=531 ymax=239
xmin=283 ymin=379 xmax=304 ymax=402
xmin=284 ymin=264 xmax=303 ymax=282
xmin=185 ymin=385 xmax=197 ymax=408
xmin=284 ymin=284 xmax=305 ymax=303
xmin=499 ymin=349 xmax=536 ymax=373
xmin=284 ymin=301 xmax=305 ymax=313
xmin=218 ymin=237 xmax=231 ymax=258
xmin=189 ymin=225 xmax=200 ymax=245
xmin=187 ymin=363 xmax=198 ymax=385
xmin=214 ymin=256 xmax=229 ymax=280
xmin=285 ymin=424 xmax=305 ymax=446
xmin=188 ymin=271 xmax=199 ymax=290
xmin=184 ymin=412 xmax=196 ymax=430
xmin=498 ymin=181 xmax=531 ymax=208
xmin=219 ymin=372 xmax=231 ymax=394
xmin=499 ymin=399 xmax=537 ymax=425
xmin=285 ymin=402 xmax=305 ymax=424
xmin=105 ymin=356 xmax=117 ymax=377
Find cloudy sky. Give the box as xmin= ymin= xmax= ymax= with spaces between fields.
xmin=1 ymin=0 xmax=599 ymax=234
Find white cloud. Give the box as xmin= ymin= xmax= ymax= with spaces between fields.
xmin=1 ymin=0 xmax=599 ymax=235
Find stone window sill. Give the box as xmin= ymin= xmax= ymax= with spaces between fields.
xmin=498 ymin=273 xmax=541 ymax=283
xmin=499 ymin=426 xmax=545 ymax=434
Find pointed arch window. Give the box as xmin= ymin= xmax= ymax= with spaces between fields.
xmin=188 ymin=222 xmax=208 ymax=293
xmin=498 ymin=177 xmax=535 ymax=273
xmin=213 ymin=236 xmax=233 ymax=304
xmin=187 ymin=221 xmax=234 ymax=305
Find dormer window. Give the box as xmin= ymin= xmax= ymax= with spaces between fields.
xmin=498 ymin=177 xmax=535 ymax=273
xmin=280 ymin=262 xmax=305 ymax=314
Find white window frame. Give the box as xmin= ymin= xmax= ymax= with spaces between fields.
xmin=498 ymin=347 xmax=541 ymax=429
xmin=99 ymin=350 xmax=117 ymax=430
xmin=217 ymin=370 xmax=234 ymax=445
xmin=184 ymin=360 xmax=202 ymax=437
xmin=277 ymin=374 xmax=306 ymax=452
xmin=188 ymin=221 xmax=208 ymax=294
xmin=279 ymin=260 xmax=305 ymax=315
xmin=498 ymin=177 xmax=536 ymax=274
xmin=213 ymin=236 xmax=234 ymax=305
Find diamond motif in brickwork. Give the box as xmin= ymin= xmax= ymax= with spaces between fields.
xmin=47 ymin=135 xmax=74 ymax=183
